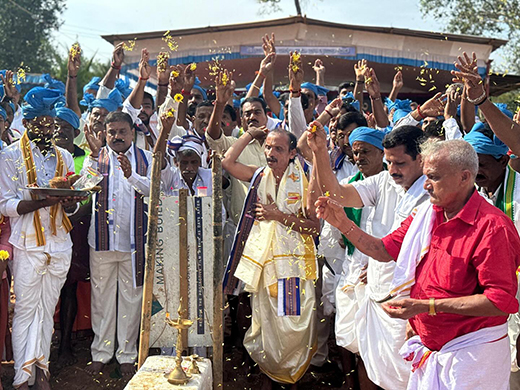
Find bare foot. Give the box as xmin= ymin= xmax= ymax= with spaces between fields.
xmin=56 ymin=348 xmax=78 ymax=369
xmin=85 ymin=361 xmax=105 ymax=375
xmin=120 ymin=363 xmax=137 ymax=377
xmin=34 ymin=368 xmax=51 ymax=390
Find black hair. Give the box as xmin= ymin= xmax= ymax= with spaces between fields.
xmin=143 ymin=92 xmax=155 ymax=110
xmin=240 ymin=97 xmax=267 ymax=115
xmin=269 ymin=129 xmax=297 ymax=151
xmin=382 ymin=125 xmax=425 ymax=160
xmin=223 ymin=104 xmax=237 ymax=122
xmin=338 ymin=81 xmax=355 ymax=92
xmin=0 ymin=102 xmax=13 ymax=116
xmin=341 ymin=101 xmax=359 ymax=114
xmin=337 ymin=111 xmax=367 ymax=131
xmin=105 ymin=111 xmax=133 ymax=129
xmin=196 ymin=100 xmax=214 ymax=110
xmin=423 ymin=119 xmax=445 ymax=139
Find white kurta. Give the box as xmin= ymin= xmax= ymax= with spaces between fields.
xmin=0 ymin=141 xmax=75 ymax=386
xmin=345 ymin=171 xmax=429 ymax=389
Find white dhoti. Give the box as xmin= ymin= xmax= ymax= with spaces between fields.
xmin=12 ymin=247 xmax=72 ymax=386
xmin=401 ymin=323 xmax=510 ymax=390
xmin=90 ymin=249 xmax=142 ymax=364
xmin=244 ymin=277 xmax=317 ymax=384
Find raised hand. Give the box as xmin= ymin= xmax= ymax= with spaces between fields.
xmin=289 ymin=51 xmax=304 ymax=89
xmin=366 ymin=113 xmax=376 ymax=129
xmin=325 ymin=97 xmax=342 ymax=118
xmin=260 ymin=52 xmax=276 ymax=76
xmin=262 ymin=33 xmax=276 ymax=56
xmin=169 ymin=65 xmax=185 ymax=96
xmin=445 ymin=85 xmax=462 ymax=119
xmin=354 ymin=59 xmax=368 ymax=82
xmin=0 ymin=70 xmax=19 ymax=102
xmin=393 ymin=70 xmax=404 ymax=90
xmin=364 ymin=68 xmax=382 ymax=99
xmin=156 ymin=52 xmax=171 ymax=85
xmin=451 ymin=52 xmax=486 ymax=103
xmin=215 ymin=69 xmax=235 ymax=105
xmin=84 ymin=124 xmax=104 ymax=157
xmin=313 ymin=59 xmax=326 ymax=76
xmin=420 ymin=92 xmax=446 ymax=117
xmin=139 ymin=48 xmax=152 ymax=80
xmin=68 ymin=43 xmax=81 ymax=77
xmin=112 ymin=42 xmax=125 ymax=67
xmin=306 ymin=120 xmax=328 ymax=153
xmin=183 ymin=63 xmax=196 ymax=93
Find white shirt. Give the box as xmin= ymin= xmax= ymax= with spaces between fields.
xmin=288 ymin=96 xmax=307 ymax=139
xmin=162 ymin=166 xmax=213 ymax=196
xmin=351 ymin=171 xmax=429 ymax=299
xmin=0 ymin=140 xmax=75 ymax=251
xmin=335 ymin=159 xmax=359 ymax=183
xmin=83 ymin=144 xmax=156 ymax=252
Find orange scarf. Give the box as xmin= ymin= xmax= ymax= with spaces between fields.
xmin=20 ymin=132 xmax=72 ymax=246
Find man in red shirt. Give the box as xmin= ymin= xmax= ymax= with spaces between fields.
xmin=316 ymin=138 xmax=520 ymax=389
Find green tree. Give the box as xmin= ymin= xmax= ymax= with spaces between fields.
xmin=51 ymin=45 xmax=110 ymax=106
xmin=419 ymin=0 xmax=520 ymax=72
xmin=257 ymin=0 xmax=303 ymax=15
xmin=0 ymin=0 xmax=65 ymax=72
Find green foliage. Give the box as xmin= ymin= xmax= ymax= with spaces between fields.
xmin=256 ymin=0 xmax=303 ymax=15
xmin=490 ymin=90 xmax=520 ymax=113
xmin=0 ymin=0 xmax=65 ymax=72
xmin=419 ymin=0 xmax=520 ymax=72
xmin=51 ymin=45 xmax=110 ymax=105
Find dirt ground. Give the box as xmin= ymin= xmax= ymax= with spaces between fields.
xmin=0 ymin=331 xmax=350 ymax=390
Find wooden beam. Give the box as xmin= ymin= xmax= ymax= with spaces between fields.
xmin=178 ymin=189 xmax=189 ymax=352
xmin=138 ymin=151 xmax=163 ymax=369
xmin=212 ymin=154 xmax=224 ymax=388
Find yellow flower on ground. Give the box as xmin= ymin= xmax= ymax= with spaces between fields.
xmin=174 ymin=93 xmax=183 ymax=103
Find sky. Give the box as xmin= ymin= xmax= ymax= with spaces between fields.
xmin=55 ymin=0 xmax=450 ymax=62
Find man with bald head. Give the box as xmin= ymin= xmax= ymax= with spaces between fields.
xmin=316 ymin=139 xmax=520 ymax=389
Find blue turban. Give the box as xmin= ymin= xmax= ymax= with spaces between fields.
xmin=301 ymin=82 xmax=329 ymax=97
xmin=83 ymin=77 xmax=101 ymax=95
xmin=81 ymin=88 xmax=122 ymax=113
xmin=464 ymin=124 xmax=508 ymax=159
xmin=192 ymin=77 xmax=207 ymax=100
xmin=385 ymin=98 xmax=412 ymax=113
xmin=0 ymin=70 xmax=21 ymax=100
xmin=495 ymin=103 xmax=513 ymax=119
xmin=342 ymin=92 xmax=360 ymax=111
xmin=348 ymin=126 xmax=385 ymax=150
xmin=115 ymin=78 xmax=133 ymax=99
xmin=22 ymin=87 xmax=64 ymax=119
xmin=56 ymin=105 xmax=80 ymax=129
xmin=393 ymin=109 xmax=411 ymax=123
xmin=41 ymin=74 xmax=66 ymax=94
xmin=0 ymin=106 xmax=6 ymax=121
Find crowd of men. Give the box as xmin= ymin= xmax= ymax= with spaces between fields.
xmin=0 ymin=32 xmax=519 ymax=390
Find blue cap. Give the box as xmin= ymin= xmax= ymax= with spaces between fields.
xmin=81 ymin=88 xmax=123 ymax=113
xmin=56 ymin=105 xmax=80 ymax=129
xmin=83 ymin=76 xmax=101 ymax=95
xmin=301 ymin=82 xmax=329 ymax=97
xmin=348 ymin=126 xmax=385 ymax=150
xmin=115 ymin=78 xmax=132 ymax=99
xmin=385 ymin=98 xmax=412 ymax=113
xmin=192 ymin=77 xmax=207 ymax=100
xmin=342 ymin=91 xmax=360 ymax=111
xmin=464 ymin=123 xmax=509 ymax=159
xmin=41 ymin=74 xmax=66 ymax=94
xmin=22 ymin=87 xmax=64 ymax=119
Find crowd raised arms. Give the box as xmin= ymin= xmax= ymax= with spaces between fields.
xmin=0 ymin=32 xmax=520 ymax=390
